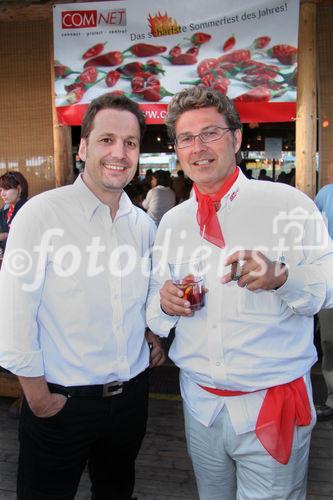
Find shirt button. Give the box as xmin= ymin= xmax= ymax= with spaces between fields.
xmin=216 ymin=361 xmax=221 ymax=366
xmin=212 ymin=324 xmax=217 ymax=329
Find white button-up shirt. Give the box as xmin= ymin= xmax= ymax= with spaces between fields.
xmin=0 ymin=176 xmax=156 ymax=386
xmin=147 ymin=171 xmax=333 ymax=433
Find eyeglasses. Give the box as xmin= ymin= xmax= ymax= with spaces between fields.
xmin=175 ymin=126 xmax=235 ymax=149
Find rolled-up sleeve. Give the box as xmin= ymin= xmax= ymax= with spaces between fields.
xmin=274 ymin=197 xmax=333 ymax=315
xmin=0 ymin=200 xmax=46 ymax=376
xmin=146 ymin=215 xmax=179 ymax=336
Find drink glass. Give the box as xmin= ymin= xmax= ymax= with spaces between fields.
xmin=168 ymin=257 xmax=205 ymax=311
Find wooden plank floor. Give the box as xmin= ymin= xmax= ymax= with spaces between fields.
xmin=0 ymin=374 xmax=333 ymax=499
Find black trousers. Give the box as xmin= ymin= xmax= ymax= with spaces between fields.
xmin=17 ymin=371 xmax=149 ymax=500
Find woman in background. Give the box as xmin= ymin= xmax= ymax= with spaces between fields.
xmin=0 ymin=171 xmax=28 ymax=418
xmin=142 ymin=169 xmax=176 ymax=225
xmin=0 ymin=171 xmax=28 ymax=254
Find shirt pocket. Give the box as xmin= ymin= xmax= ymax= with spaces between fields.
xmin=237 ymin=287 xmax=285 ymax=317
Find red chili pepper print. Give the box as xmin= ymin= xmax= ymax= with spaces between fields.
xmin=218 ymin=50 xmax=251 ymax=64
xmin=223 ymin=35 xmax=236 ymax=52
xmin=196 ymin=58 xmax=219 ymax=78
xmin=84 ymin=51 xmax=124 ymax=68
xmin=130 ymin=71 xmax=154 ymax=80
xmin=200 ymin=74 xmax=230 ymax=95
xmin=82 ymin=43 xmax=106 ymax=60
xmin=78 ymin=66 xmax=98 ymax=84
xmin=170 ymin=53 xmax=198 ymax=65
xmin=234 ymin=87 xmax=271 ymax=102
xmin=124 ymin=43 xmax=167 ymax=57
xmin=241 ymin=60 xmax=279 ymax=73
xmin=117 ymin=62 xmax=145 ymax=76
xmin=64 ymin=82 xmax=86 ymax=93
xmin=131 ymin=73 xmax=161 ymax=94
xmin=190 ymin=32 xmax=211 ymax=46
xmin=146 ymin=75 xmax=161 ymax=87
xmin=164 ymin=48 xmax=198 ymax=65
xmin=234 ymin=86 xmax=286 ymax=102
xmin=242 ymin=73 xmax=277 ymax=86
xmin=54 ymin=61 xmax=74 ymax=79
xmin=244 ymin=67 xmax=280 ymax=79
xmin=117 ymin=61 xmax=165 ymax=78
xmin=211 ymin=79 xmax=229 ymax=95
xmin=269 ymin=45 xmax=298 ymax=65
xmin=169 ymin=45 xmax=182 ymax=58
xmin=145 ymin=60 xmax=165 ymax=75
xmin=186 ymin=46 xmax=200 ymax=57
xmin=140 ymin=85 xmax=173 ymax=102
xmin=130 ymin=74 xmax=172 ymax=102
xmin=131 ymin=75 xmax=146 ymax=93
xmin=251 ymin=36 xmax=271 ymax=49
xmin=66 ymin=85 xmax=86 ymax=104
xmin=105 ymin=70 xmax=120 ymax=88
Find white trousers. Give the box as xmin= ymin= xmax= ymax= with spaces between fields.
xmin=183 ymin=403 xmax=315 ymax=500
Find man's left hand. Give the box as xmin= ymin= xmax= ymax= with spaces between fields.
xmin=222 ymin=250 xmax=288 ymax=291
xmin=145 ymin=329 xmax=166 ymax=368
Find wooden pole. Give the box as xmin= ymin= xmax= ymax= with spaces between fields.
xmin=317 ymin=3 xmax=333 ymax=187
xmin=295 ymin=2 xmax=317 ymax=198
xmin=49 ymin=16 xmax=73 ymax=187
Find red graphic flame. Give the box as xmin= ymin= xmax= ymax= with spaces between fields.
xmin=148 ymin=11 xmax=181 ymax=37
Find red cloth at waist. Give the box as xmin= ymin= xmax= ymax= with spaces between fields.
xmin=199 ymin=377 xmax=312 ymax=465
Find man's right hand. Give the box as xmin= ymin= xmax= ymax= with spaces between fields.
xmin=18 ymin=375 xmax=68 ymax=418
xmin=29 ymin=392 xmax=68 ymax=418
xmin=159 ymin=279 xmax=193 ymax=317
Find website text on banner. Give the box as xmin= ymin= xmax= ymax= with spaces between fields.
xmin=53 ymin=0 xmax=299 ymax=125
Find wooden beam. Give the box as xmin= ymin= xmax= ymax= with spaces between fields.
xmin=296 ymin=2 xmax=317 ymax=198
xmin=0 ymin=0 xmax=110 ymax=21
xmin=49 ymin=17 xmax=73 ymax=187
xmin=0 ymin=372 xmax=22 ymax=398
xmin=317 ymin=4 xmax=333 ymax=187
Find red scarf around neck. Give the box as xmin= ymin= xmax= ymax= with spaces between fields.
xmin=6 ymin=203 xmax=15 ymax=224
xmin=193 ymin=166 xmax=239 ymax=248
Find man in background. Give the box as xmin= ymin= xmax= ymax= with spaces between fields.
xmin=315 ymin=183 xmax=333 ymax=421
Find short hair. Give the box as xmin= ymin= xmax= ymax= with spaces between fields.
xmin=152 ymin=169 xmax=170 ymax=187
xmin=0 ymin=171 xmax=29 ymax=199
xmin=165 ymin=86 xmax=242 ymax=142
xmin=81 ymin=93 xmax=146 ymax=141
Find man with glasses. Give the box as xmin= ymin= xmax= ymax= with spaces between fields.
xmin=147 ymin=86 xmax=333 ymax=499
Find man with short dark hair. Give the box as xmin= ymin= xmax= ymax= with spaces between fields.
xmin=147 ymin=86 xmax=333 ymax=499
xmin=0 ymin=93 xmax=164 ymax=500
xmin=315 ymin=183 xmax=333 ymax=421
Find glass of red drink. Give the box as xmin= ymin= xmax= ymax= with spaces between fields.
xmin=168 ymin=258 xmax=205 ymax=311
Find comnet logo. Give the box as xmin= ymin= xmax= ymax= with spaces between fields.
xmin=62 ymin=9 xmax=126 ymax=29
xmin=62 ymin=11 xmax=97 ymax=29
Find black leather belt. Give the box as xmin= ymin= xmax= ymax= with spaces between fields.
xmin=48 ymin=368 xmax=148 ymax=399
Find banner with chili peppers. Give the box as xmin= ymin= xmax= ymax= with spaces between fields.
xmin=53 ymin=0 xmax=299 ymax=125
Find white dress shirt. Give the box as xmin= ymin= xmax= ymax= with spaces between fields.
xmin=147 ymin=170 xmax=333 ymax=433
xmin=0 ymin=175 xmax=156 ymax=386
xmin=142 ymin=185 xmax=176 ymax=225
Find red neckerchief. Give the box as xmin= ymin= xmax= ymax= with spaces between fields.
xmin=193 ymin=167 xmax=239 ymax=248
xmin=199 ymin=377 xmax=311 ymax=465
xmin=6 ymin=203 xmax=15 ymax=224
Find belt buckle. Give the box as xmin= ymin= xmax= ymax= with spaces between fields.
xmin=102 ymin=381 xmax=123 ymax=397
